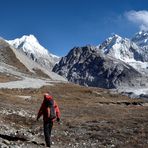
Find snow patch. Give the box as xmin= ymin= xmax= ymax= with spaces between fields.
xmin=0 ymin=77 xmax=53 ymax=89
xmin=0 ymin=62 xmax=67 ymax=89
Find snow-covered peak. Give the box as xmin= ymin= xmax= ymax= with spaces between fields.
xmin=98 ymin=34 xmax=142 ymax=62
xmin=111 ymin=34 xmax=122 ymax=40
xmin=21 ymin=34 xmax=38 ymax=43
xmin=7 ymin=34 xmax=50 ymax=56
xmin=132 ymin=30 xmax=148 ymax=47
xmin=98 ymin=34 xmax=127 ymax=53
xmin=7 ymin=35 xmax=60 ymax=69
xmin=98 ymin=34 xmax=123 ymax=49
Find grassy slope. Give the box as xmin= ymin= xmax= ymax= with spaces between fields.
xmin=0 ymin=83 xmax=148 ymax=147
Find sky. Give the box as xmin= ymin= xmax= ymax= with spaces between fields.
xmin=0 ymin=0 xmax=148 ymax=56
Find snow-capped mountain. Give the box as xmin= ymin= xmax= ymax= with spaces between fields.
xmin=53 ymin=31 xmax=148 ymax=95
xmin=7 ymin=35 xmax=60 ymax=69
xmin=53 ymin=45 xmax=144 ymax=89
xmin=98 ymin=34 xmax=144 ymax=62
xmin=0 ymin=38 xmax=66 ymax=87
xmin=97 ymin=34 xmax=148 ymax=73
xmin=132 ymin=30 xmax=148 ymax=47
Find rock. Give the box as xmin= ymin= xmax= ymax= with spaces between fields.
xmin=3 ymin=139 xmax=10 ymax=145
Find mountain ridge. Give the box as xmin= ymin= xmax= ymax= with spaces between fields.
xmin=7 ymin=35 xmax=59 ymax=70
xmin=53 ymin=45 xmax=143 ymax=89
xmin=0 ymin=38 xmax=67 ymax=89
xmin=53 ymin=31 xmax=148 ymax=97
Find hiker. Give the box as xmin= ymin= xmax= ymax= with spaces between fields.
xmin=36 ymin=93 xmax=61 ymax=147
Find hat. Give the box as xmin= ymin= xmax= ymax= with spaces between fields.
xmin=44 ymin=92 xmax=52 ymax=100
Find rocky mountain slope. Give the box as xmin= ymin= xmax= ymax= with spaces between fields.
xmin=7 ymin=35 xmax=60 ymax=70
xmin=53 ymin=46 xmax=144 ymax=89
xmin=0 ymin=39 xmax=29 ymax=73
xmin=53 ymin=31 xmax=148 ymax=97
xmin=0 ymin=38 xmax=66 ymax=89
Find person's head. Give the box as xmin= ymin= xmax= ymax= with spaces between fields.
xmin=44 ymin=92 xmax=52 ymax=101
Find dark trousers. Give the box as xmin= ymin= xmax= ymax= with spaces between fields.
xmin=43 ymin=120 xmax=53 ymax=147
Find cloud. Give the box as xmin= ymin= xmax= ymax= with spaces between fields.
xmin=125 ymin=10 xmax=148 ymax=31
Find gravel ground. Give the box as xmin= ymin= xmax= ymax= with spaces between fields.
xmin=0 ymin=83 xmax=148 ymax=148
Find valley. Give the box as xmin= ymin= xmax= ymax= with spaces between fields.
xmin=0 ymin=83 xmax=148 ymax=148
xmin=0 ymin=31 xmax=148 ymax=147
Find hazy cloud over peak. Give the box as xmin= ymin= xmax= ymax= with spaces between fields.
xmin=125 ymin=10 xmax=148 ymax=31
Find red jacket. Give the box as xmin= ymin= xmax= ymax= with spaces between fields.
xmin=37 ymin=95 xmax=60 ymax=122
